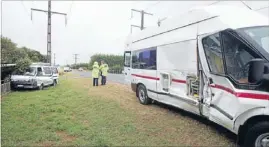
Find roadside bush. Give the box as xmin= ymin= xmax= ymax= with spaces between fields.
xmin=89 ymin=54 xmax=123 ymax=72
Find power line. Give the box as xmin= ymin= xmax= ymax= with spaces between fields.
xmin=255 ymin=6 xmax=269 ymax=11
xmin=145 ymin=1 xmax=160 ymax=11
xmin=66 ymin=0 xmax=74 ymax=23
xmin=240 ymin=1 xmax=252 ymax=10
xmin=207 ymin=1 xmax=220 ymax=6
xmin=21 ymin=1 xmax=31 ymax=19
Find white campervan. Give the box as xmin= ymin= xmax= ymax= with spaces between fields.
xmin=124 ymin=5 xmax=269 ymax=147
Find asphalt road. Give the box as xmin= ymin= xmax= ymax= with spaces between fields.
xmin=72 ymin=70 xmax=125 ymax=84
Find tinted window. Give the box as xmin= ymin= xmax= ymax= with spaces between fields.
xmin=43 ymin=67 xmax=52 ymax=75
xmin=37 ymin=67 xmax=43 ymax=76
xmin=222 ymin=32 xmax=255 ymax=84
xmin=132 ymin=47 xmax=157 ymax=70
xmin=124 ymin=52 xmax=131 ymax=67
xmin=52 ymin=67 xmax=58 ymax=74
xmin=202 ymin=33 xmax=225 ymax=75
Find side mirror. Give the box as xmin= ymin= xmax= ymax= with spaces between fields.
xmin=248 ymin=59 xmax=264 ymax=83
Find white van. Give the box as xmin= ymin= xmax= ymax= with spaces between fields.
xmin=64 ymin=67 xmax=71 ymax=72
xmin=124 ymin=5 xmax=269 ymax=147
xmin=11 ymin=65 xmax=57 ymax=90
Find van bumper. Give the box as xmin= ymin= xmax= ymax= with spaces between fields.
xmin=11 ymin=81 xmax=38 ymax=89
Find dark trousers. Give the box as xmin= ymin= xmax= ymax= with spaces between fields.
xmin=93 ymin=78 xmax=98 ymax=86
xmin=101 ymin=76 xmax=106 ymax=85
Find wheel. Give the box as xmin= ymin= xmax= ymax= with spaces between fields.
xmin=38 ymin=84 xmax=44 ymax=90
xmin=136 ymin=84 xmax=152 ymax=105
xmin=52 ymin=80 xmax=57 ymax=86
xmin=244 ymin=121 xmax=269 ymax=147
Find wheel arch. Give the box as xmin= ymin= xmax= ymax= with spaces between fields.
xmin=237 ymin=113 xmax=269 ymax=145
xmin=234 ymin=107 xmax=266 ymax=133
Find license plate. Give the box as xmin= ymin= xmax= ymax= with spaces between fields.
xmin=17 ymin=85 xmax=23 ymax=87
xmin=24 ymin=86 xmax=33 ymax=88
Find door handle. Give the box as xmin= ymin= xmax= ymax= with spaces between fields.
xmin=208 ymin=78 xmax=216 ymax=87
xmin=209 ymin=77 xmax=214 ymax=84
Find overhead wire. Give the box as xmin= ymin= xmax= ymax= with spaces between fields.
xmin=208 ymin=0 xmax=268 ymax=12
xmin=145 ymin=1 xmax=160 ymax=11
xmin=208 ymin=1 xmax=220 ymax=6
xmin=21 ymin=0 xmax=32 ymax=20
xmin=67 ymin=1 xmax=74 ymax=19
xmin=66 ymin=0 xmax=74 ymax=26
xmin=255 ymin=6 xmax=269 ymax=11
xmin=240 ymin=1 xmax=252 ymax=10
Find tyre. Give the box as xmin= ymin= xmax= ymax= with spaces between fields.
xmin=136 ymin=84 xmax=152 ymax=105
xmin=52 ymin=80 xmax=57 ymax=86
xmin=244 ymin=121 xmax=269 ymax=147
xmin=38 ymin=84 xmax=44 ymax=90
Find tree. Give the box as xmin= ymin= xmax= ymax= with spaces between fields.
xmin=21 ymin=47 xmax=47 ymax=62
xmin=15 ymin=58 xmax=32 ymax=73
xmin=89 ymin=54 xmax=124 ymax=71
xmin=1 ymin=36 xmax=47 ymax=75
xmin=1 ymin=37 xmax=17 ymax=64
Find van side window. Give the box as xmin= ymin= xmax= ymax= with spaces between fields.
xmin=221 ymin=32 xmax=255 ymax=84
xmin=52 ymin=68 xmax=58 ymax=74
xmin=37 ymin=67 xmax=43 ymax=76
xmin=124 ymin=52 xmax=131 ymax=67
xmin=202 ymin=33 xmax=225 ymax=75
xmin=43 ymin=67 xmax=52 ymax=75
xmin=132 ymin=47 xmax=157 ymax=70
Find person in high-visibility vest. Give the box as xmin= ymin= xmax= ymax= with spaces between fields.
xmin=92 ymin=61 xmax=100 ymax=86
xmin=100 ymin=60 xmax=109 ymax=85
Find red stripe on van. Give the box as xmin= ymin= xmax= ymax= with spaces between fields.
xmin=131 ymin=75 xmax=269 ymax=100
xmin=131 ymin=74 xmax=160 ymax=80
xmin=211 ymin=84 xmax=235 ymax=95
xmin=236 ymin=93 xmax=269 ymax=100
xmin=211 ymin=84 xmax=269 ymax=100
xmin=172 ymin=79 xmax=187 ymax=84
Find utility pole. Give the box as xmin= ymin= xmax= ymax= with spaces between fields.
xmin=47 ymin=0 xmax=52 ymax=66
xmin=131 ymin=9 xmax=153 ymax=31
xmin=74 ymin=54 xmax=79 ymax=68
xmin=53 ymin=53 xmax=56 ymax=66
xmin=31 ymin=0 xmax=67 ymax=66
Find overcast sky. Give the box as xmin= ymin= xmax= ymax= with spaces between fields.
xmin=1 ymin=1 xmax=269 ymax=65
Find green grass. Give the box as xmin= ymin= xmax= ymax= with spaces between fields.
xmin=1 ymin=74 xmax=235 ymax=146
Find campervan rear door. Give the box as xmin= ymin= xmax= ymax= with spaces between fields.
xmin=124 ymin=51 xmax=132 ymax=85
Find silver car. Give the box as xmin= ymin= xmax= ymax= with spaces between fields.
xmin=11 ymin=65 xmax=57 ymax=90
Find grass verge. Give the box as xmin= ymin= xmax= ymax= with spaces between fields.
xmin=1 ymin=74 xmax=236 ymax=146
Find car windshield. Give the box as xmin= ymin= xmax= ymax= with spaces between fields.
xmin=238 ymin=26 xmax=269 ymax=53
xmin=24 ymin=67 xmax=37 ymax=76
